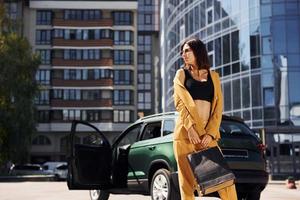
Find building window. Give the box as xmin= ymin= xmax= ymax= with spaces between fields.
xmin=35 ymin=69 xmax=50 ymax=85
xmin=138 ymin=92 xmax=151 ymax=109
xmin=101 ymin=29 xmax=113 ymax=39
xmin=82 ymin=90 xmax=103 ymax=100
xmin=51 ymin=110 xmax=63 ymax=121
xmin=114 ymin=90 xmax=133 ymax=105
xmin=145 ymin=0 xmax=152 ymax=5
xmin=36 ymin=30 xmax=52 ymax=45
xmin=36 ymin=10 xmax=52 ymax=25
xmin=138 ymin=53 xmax=151 ymax=70
xmin=113 ymin=11 xmax=133 ymax=25
xmin=54 ymin=29 xmax=63 ymax=38
xmin=62 ymin=110 xmax=81 ymax=121
xmin=114 ymin=70 xmax=133 ymax=85
xmin=64 ymin=10 xmax=102 ymax=20
xmin=206 ymin=7 xmax=213 ymax=25
xmin=63 ymin=49 xmax=101 ymax=60
xmin=138 ymin=72 xmax=151 ymax=90
xmin=114 ymin=30 xmax=133 ymax=45
xmin=35 ymin=90 xmax=49 ymax=105
xmin=32 ymin=135 xmax=51 ymax=145
xmin=52 ymin=89 xmax=63 ymax=99
xmin=62 ymin=29 xmax=111 ymax=40
xmin=83 ymin=110 xmax=112 ymax=122
xmin=5 ymin=2 xmax=17 ymax=20
xmin=36 ymin=49 xmax=51 ymax=65
xmin=114 ymin=50 xmax=133 ymax=65
xmin=222 ymin=34 xmax=230 ymax=64
xmin=63 ymin=89 xmax=81 ymax=100
xmin=113 ymin=110 xmax=132 ymax=122
xmin=37 ymin=110 xmax=50 ymax=123
xmin=62 ymin=69 xmax=112 ymax=80
xmin=144 ymin=14 xmax=152 ymax=25
xmin=264 ymin=87 xmax=275 ymax=106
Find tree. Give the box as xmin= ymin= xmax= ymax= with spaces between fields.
xmin=0 ymin=3 xmax=40 ymax=168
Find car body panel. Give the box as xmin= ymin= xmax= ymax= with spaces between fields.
xmin=67 ymin=112 xmax=268 ymax=196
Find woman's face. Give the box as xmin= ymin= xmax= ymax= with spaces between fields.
xmin=181 ymin=43 xmax=196 ymax=66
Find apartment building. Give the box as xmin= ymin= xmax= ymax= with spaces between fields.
xmin=23 ymin=0 xmax=138 ymax=163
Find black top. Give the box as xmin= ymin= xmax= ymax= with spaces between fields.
xmin=184 ymin=69 xmax=214 ymax=102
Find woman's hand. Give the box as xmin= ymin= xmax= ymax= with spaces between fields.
xmin=200 ymin=134 xmax=213 ymax=148
xmin=187 ymin=126 xmax=202 ymax=144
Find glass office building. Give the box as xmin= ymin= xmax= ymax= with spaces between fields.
xmin=161 ymin=0 xmax=300 ymax=129
xmin=137 ymin=0 xmax=161 ymax=117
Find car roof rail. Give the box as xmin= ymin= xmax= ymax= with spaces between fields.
xmin=138 ymin=111 xmax=178 ymax=121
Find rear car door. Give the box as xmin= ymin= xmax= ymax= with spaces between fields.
xmin=67 ymin=120 xmax=112 ymax=190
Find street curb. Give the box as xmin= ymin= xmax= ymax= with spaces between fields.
xmin=268 ymin=180 xmax=299 ymax=185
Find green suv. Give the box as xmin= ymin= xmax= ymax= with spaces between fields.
xmin=67 ymin=112 xmax=268 ymax=200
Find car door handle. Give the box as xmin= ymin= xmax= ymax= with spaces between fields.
xmin=148 ymin=146 xmax=156 ymax=151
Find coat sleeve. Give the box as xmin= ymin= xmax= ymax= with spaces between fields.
xmin=173 ymin=70 xmax=196 ymax=131
xmin=205 ymin=73 xmax=223 ymax=139
xmin=173 ymin=91 xmax=195 ymax=131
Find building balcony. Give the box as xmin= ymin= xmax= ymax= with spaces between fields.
xmin=52 ymin=38 xmax=113 ymax=47
xmin=53 ymin=18 xmax=113 ymax=27
xmin=51 ymin=99 xmax=112 ymax=107
xmin=52 ymin=79 xmax=113 ymax=87
xmin=52 ymin=58 xmax=113 ymax=66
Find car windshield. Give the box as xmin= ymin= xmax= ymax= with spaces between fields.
xmin=220 ymin=120 xmax=254 ymax=136
xmin=56 ymin=165 xmax=67 ymax=170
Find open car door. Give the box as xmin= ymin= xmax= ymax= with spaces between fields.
xmin=67 ymin=120 xmax=112 ymax=190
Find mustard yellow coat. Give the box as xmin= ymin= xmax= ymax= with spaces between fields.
xmin=172 ymin=68 xmax=237 ymax=200
xmin=173 ymin=68 xmax=223 ymax=142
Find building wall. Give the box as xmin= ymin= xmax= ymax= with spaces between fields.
xmin=137 ymin=0 xmax=161 ymax=117
xmin=24 ymin=0 xmax=138 ymax=163
xmin=161 ymin=0 xmax=300 ymax=129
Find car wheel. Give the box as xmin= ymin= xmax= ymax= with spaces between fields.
xmin=89 ymin=190 xmax=110 ymax=200
xmin=150 ymin=169 xmax=180 ymax=200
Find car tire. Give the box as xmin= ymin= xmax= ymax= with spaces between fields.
xmin=150 ymin=169 xmax=180 ymax=200
xmin=89 ymin=190 xmax=110 ymax=200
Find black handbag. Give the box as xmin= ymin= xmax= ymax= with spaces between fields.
xmin=187 ymin=146 xmax=235 ymax=196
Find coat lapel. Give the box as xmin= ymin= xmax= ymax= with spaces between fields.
xmin=174 ymin=70 xmax=219 ymax=129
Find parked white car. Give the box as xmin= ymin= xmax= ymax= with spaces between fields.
xmin=9 ymin=164 xmax=50 ymax=176
xmin=53 ymin=163 xmax=68 ymax=180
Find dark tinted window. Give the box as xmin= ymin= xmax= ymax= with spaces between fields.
xmin=141 ymin=122 xmax=161 ymax=141
xmin=220 ymin=120 xmax=253 ymax=135
xmin=13 ymin=165 xmax=41 ymax=170
xmin=117 ymin=124 xmax=142 ymax=147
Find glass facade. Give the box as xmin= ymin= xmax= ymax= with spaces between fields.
xmin=137 ymin=0 xmax=161 ymax=116
xmin=161 ymin=0 xmax=300 ymax=129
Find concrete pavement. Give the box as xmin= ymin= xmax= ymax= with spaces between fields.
xmin=0 ymin=181 xmax=299 ymax=200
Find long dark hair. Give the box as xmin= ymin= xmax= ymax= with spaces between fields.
xmin=180 ymin=37 xmax=210 ymax=70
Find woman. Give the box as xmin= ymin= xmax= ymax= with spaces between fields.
xmin=173 ymin=38 xmax=237 ymax=200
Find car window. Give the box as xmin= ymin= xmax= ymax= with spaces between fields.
xmin=163 ymin=120 xmax=175 ymax=136
xmin=220 ymin=120 xmax=253 ymax=135
xmin=56 ymin=164 xmax=68 ymax=170
xmin=117 ymin=123 xmax=142 ymax=147
xmin=141 ymin=122 xmax=162 ymax=141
